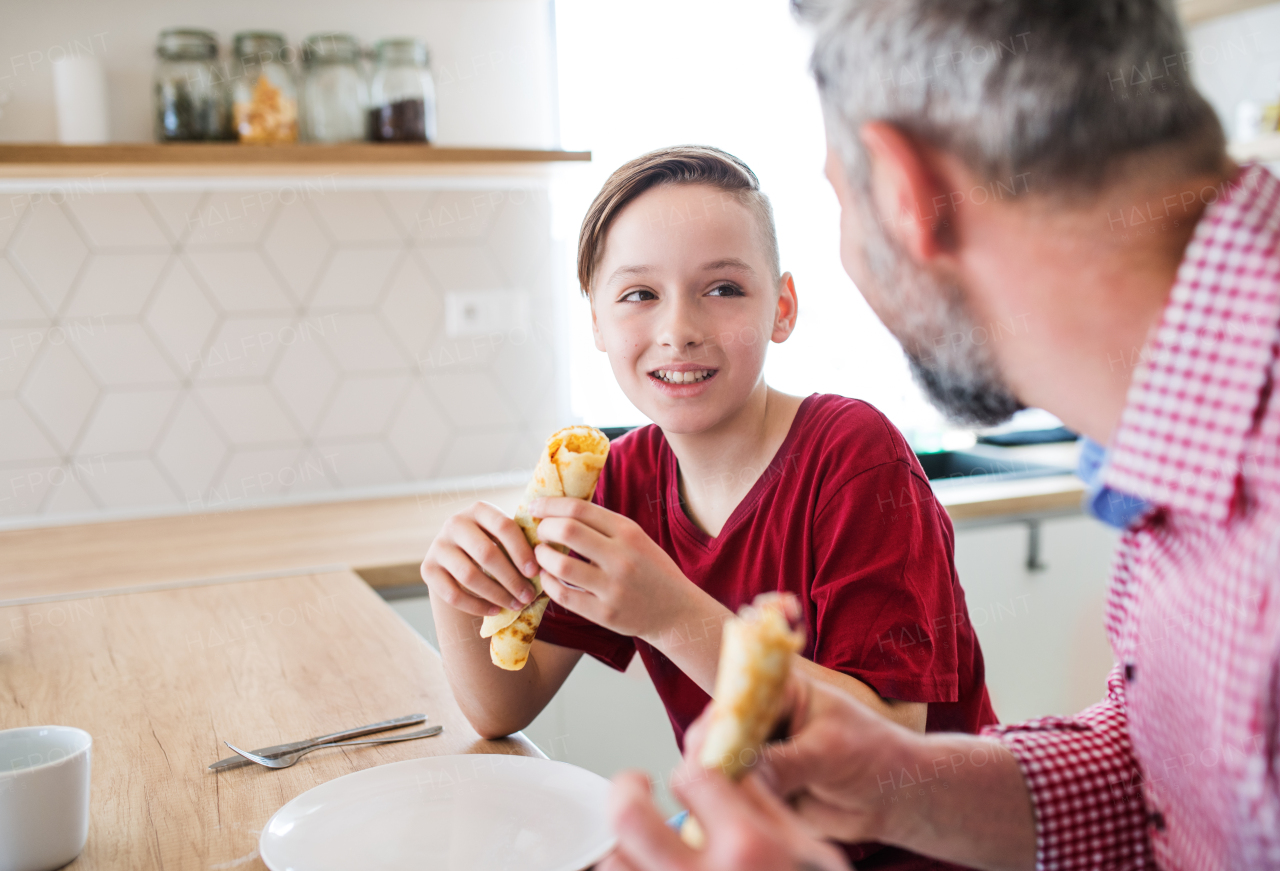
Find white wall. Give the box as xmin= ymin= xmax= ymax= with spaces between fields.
xmin=0 ymin=0 xmax=559 ymax=148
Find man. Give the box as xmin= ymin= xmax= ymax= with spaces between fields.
xmin=600 ymin=1 xmax=1280 ymax=869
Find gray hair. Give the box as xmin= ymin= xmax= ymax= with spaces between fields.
xmin=794 ymin=0 xmax=1226 ymax=195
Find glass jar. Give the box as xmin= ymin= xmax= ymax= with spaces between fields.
xmin=153 ymin=29 xmax=230 ymax=141
xmin=301 ymin=33 xmax=368 ymax=142
xmin=230 ymin=32 xmax=299 ymax=144
xmin=368 ymin=39 xmax=437 ymax=142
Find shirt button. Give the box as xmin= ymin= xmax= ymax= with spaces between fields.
xmin=1149 ymin=810 xmax=1166 ymax=831
xmin=1124 ymin=662 xmax=1136 ymax=682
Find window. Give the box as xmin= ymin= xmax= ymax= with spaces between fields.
xmin=552 ymin=0 xmax=949 ymax=439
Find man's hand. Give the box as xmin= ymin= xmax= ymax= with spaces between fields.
xmin=531 ymin=496 xmax=712 ymax=640
xmin=599 ymin=768 xmax=849 ymax=871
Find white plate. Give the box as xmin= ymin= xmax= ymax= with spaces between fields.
xmin=259 ymin=755 xmax=616 ymax=871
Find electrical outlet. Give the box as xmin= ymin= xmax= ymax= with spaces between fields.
xmin=443 ymin=289 xmax=531 ymax=338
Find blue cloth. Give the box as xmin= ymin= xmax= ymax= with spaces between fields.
xmin=1078 ymin=436 xmax=1152 ymax=530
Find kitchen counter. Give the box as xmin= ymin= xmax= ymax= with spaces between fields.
xmin=0 ymin=452 xmax=1085 ymax=605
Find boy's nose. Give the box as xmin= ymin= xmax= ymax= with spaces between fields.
xmin=656 ymin=299 xmax=707 ymax=356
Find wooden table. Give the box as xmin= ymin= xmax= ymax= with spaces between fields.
xmin=0 ymin=568 xmax=540 ymax=870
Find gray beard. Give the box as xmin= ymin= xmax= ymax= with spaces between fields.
xmin=859 ymin=203 xmax=1024 ymax=427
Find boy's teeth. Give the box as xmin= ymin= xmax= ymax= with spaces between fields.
xmin=654 ymin=369 xmax=713 ymax=384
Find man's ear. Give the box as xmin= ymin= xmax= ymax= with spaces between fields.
xmin=859 ymin=121 xmax=956 ymax=263
xmin=589 ymin=293 xmax=606 ymax=351
xmin=771 ymin=272 xmax=798 ymax=343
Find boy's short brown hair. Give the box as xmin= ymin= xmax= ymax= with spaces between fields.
xmin=577 ymin=145 xmax=780 ymax=295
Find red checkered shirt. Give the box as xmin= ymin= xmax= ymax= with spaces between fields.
xmin=983 ymin=163 xmax=1280 ymax=870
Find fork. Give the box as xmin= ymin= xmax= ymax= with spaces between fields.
xmin=224 ymin=725 xmax=443 ymax=769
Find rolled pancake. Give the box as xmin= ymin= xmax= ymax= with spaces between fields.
xmin=681 ymin=592 xmax=805 ymax=848
xmin=480 ymin=425 xmax=609 ymax=670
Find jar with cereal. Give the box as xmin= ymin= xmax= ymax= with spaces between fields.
xmin=230 ymin=32 xmax=298 ymax=144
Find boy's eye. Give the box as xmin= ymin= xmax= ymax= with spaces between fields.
xmin=708 ymin=284 xmax=744 ymax=297
xmin=620 ymin=289 xmax=657 ymax=302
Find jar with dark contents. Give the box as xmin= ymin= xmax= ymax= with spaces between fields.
xmin=368 ymin=38 xmax=437 ymax=142
xmin=153 ymin=29 xmax=231 ymax=141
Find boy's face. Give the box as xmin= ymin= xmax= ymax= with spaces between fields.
xmin=590 ymin=182 xmax=796 ymax=435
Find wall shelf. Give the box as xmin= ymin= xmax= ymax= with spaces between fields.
xmin=1178 ymin=0 xmax=1277 ymax=24
xmin=0 ymin=143 xmax=591 ymax=177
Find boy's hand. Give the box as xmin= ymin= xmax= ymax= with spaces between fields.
xmin=530 ymin=497 xmax=704 ymax=639
xmin=420 ymin=501 xmax=540 ymax=618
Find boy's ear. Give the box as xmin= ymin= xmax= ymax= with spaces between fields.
xmin=771 ymin=272 xmax=798 ymax=343
xmin=859 ymin=121 xmax=958 ymax=264
xmin=589 ymin=293 xmax=606 ymax=352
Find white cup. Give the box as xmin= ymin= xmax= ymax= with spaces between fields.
xmin=0 ymin=726 xmax=92 ymax=871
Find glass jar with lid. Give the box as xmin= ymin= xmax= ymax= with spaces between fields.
xmin=368 ymin=38 xmax=437 ymax=142
xmin=153 ymin=29 xmax=231 ymax=141
xmin=230 ymin=31 xmax=299 ymax=144
xmin=300 ymin=33 xmax=368 ymax=142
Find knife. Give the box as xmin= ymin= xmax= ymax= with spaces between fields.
xmin=208 ymin=713 xmax=428 ymax=771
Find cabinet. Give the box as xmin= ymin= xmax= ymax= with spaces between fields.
xmin=952 ymin=516 xmax=1119 ymax=724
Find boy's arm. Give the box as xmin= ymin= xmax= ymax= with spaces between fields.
xmin=429 ymin=596 xmax=582 ymax=738
xmin=528 ymin=498 xmax=927 ymax=732
xmin=422 ymin=501 xmax=582 ymax=739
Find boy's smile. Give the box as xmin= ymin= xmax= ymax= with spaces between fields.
xmin=590 ymin=183 xmax=797 ymax=435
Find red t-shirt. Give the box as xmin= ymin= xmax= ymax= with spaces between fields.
xmin=535 ymin=393 xmax=997 ymax=868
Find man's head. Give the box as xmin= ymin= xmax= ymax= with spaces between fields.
xmin=578 ymin=146 xmax=797 ymax=435
xmin=795 ymin=0 xmax=1226 ymax=426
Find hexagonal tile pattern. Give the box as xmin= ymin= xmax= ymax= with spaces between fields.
xmin=315 ymin=374 xmax=411 ymax=440
xmin=323 ymin=312 xmax=411 ymax=373
xmin=0 ymin=258 xmax=49 ymax=321
xmin=63 ymin=253 xmax=169 ymax=319
xmin=0 ymin=177 xmax=568 ymax=522
xmin=386 ymin=382 xmax=451 ymax=479
xmin=19 ymin=342 xmax=99 ymax=452
xmin=41 ymin=470 xmax=100 ymax=515
xmin=309 ymin=247 xmax=401 ymax=310
xmin=186 ymin=250 xmax=294 ymax=314
xmin=73 ymin=323 xmax=179 ymax=387
xmin=308 ymin=191 xmax=402 ymax=244
xmin=435 ymin=429 xmax=521 ymax=478
xmin=422 ymin=370 xmax=517 ymax=429
xmin=145 ymin=258 xmax=219 ymax=376
xmin=81 ymin=456 xmax=178 ymax=511
xmin=0 ymin=398 xmax=59 ymax=463
xmin=0 ymin=328 xmax=44 ymax=394
xmin=143 ymin=191 xmax=207 ymax=244
xmin=9 ymin=202 xmax=88 ymax=313
xmin=263 ymin=200 xmax=332 ymax=301
xmin=486 ymin=189 xmax=553 ymax=283
xmin=65 ymin=192 xmax=169 ymax=249
xmin=155 ymin=395 xmax=228 ymax=499
xmin=76 ymin=389 xmax=179 ymax=456
xmin=213 ymin=446 xmax=306 ymax=504
xmin=314 ymin=439 xmax=405 ymax=489
xmin=184 ymin=190 xmax=279 ymax=248
xmin=381 ymin=254 xmax=444 ymax=358
xmin=419 ymin=244 xmax=504 ymax=292
xmin=195 ymin=316 xmax=293 ymax=382
xmin=196 ymin=383 xmax=300 ymax=445
xmin=271 ymin=335 xmax=338 ymax=435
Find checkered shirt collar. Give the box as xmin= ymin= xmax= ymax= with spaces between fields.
xmin=1104 ymin=164 xmax=1280 ymax=523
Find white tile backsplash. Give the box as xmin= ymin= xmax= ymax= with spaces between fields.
xmin=0 ymin=178 xmax=568 ymax=524
xmin=65 ymin=192 xmax=170 ymax=249
xmin=10 ymin=204 xmax=88 ymax=312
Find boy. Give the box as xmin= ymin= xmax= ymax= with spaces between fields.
xmin=421 ymin=146 xmax=995 ymax=868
